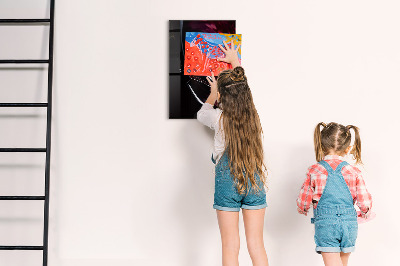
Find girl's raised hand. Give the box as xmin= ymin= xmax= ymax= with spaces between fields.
xmin=217 ymin=40 xmax=241 ymax=68
xmin=205 ymin=72 xmax=219 ymax=105
xmin=206 ymin=72 xmax=218 ymax=94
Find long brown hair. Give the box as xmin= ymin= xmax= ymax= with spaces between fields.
xmin=314 ymin=122 xmax=362 ymax=164
xmin=217 ymin=66 xmax=267 ymax=194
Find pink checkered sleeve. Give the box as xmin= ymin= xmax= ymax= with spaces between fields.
xmin=354 ymin=168 xmax=373 ymax=218
xmin=297 ymin=169 xmax=314 ymax=216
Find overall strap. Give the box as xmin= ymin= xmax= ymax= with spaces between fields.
xmin=334 ymin=161 xmax=349 ymax=173
xmin=211 ymin=154 xmax=216 ymax=164
xmin=215 ymin=149 xmax=229 ymax=170
xmin=318 ymin=160 xmax=333 ymax=174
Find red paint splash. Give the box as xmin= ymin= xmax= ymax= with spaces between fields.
xmin=184 ymin=40 xmax=236 ymax=76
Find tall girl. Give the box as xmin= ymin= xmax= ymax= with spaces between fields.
xmin=197 ymin=40 xmax=269 ymax=266
xmin=297 ymin=122 xmax=373 ymax=266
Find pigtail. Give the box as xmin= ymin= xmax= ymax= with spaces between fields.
xmin=347 ymin=125 xmax=362 ymax=164
xmin=314 ymin=122 xmax=326 ymax=162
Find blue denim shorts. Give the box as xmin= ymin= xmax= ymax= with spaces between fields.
xmin=213 ymin=154 xmax=267 ymax=212
xmin=312 ymin=208 xmax=358 ymax=253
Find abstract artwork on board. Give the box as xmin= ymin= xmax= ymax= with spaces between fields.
xmin=169 ymin=20 xmax=237 ymax=119
xmin=184 ymin=33 xmax=241 ymax=76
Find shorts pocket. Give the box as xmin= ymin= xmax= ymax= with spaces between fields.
xmin=214 ymin=171 xmax=240 ymax=208
xmin=314 ymin=218 xmax=340 ymax=247
xmin=215 ymin=171 xmax=236 ymax=193
xmin=347 ymin=220 xmax=358 ymax=244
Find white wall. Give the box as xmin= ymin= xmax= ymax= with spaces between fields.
xmin=1 ymin=0 xmax=399 ymax=265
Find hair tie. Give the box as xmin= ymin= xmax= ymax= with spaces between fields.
xmin=230 ymin=74 xmax=244 ymax=82
xmin=225 ymin=81 xmax=246 ymax=88
xmin=346 ymin=125 xmax=352 ymax=136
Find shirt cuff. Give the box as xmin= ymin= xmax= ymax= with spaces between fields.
xmin=297 ymin=207 xmax=308 ymax=216
xmin=360 ymin=208 xmax=371 ymax=219
xmin=202 ymin=102 xmax=214 ymax=108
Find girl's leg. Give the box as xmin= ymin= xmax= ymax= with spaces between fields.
xmin=340 ymin=252 xmax=350 ymax=266
xmin=321 ymin=252 xmax=343 ymax=266
xmin=242 ymin=208 xmax=269 ymax=266
xmin=216 ymin=210 xmax=240 ymax=266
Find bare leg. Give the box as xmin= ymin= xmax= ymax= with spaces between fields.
xmin=216 ymin=210 xmax=240 ymax=266
xmin=321 ymin=252 xmax=343 ymax=266
xmin=242 ymin=208 xmax=269 ymax=266
xmin=340 ymin=252 xmax=350 ymax=266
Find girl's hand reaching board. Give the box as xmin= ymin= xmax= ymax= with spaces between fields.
xmin=217 ymin=40 xmax=241 ymax=68
xmin=205 ymin=72 xmax=219 ymax=105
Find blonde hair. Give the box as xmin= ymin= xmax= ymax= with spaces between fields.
xmin=217 ymin=66 xmax=267 ymax=194
xmin=314 ymin=122 xmax=362 ymax=164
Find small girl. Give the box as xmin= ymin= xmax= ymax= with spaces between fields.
xmin=297 ymin=122 xmax=373 ymax=266
xmin=197 ymin=40 xmax=269 ymax=266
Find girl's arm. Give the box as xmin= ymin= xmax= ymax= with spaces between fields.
xmin=205 ymin=72 xmax=218 ymax=105
xmin=355 ymin=169 xmax=373 ymax=218
xmin=197 ymin=102 xmax=221 ymax=130
xmin=296 ymin=169 xmax=315 ymax=215
xmin=197 ymin=72 xmax=221 ymax=130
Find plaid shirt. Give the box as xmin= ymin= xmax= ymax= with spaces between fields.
xmin=297 ymin=155 xmax=372 ymax=218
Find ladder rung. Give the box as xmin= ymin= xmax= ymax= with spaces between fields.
xmin=0 ymin=19 xmax=50 ymax=23
xmin=0 ymin=246 xmax=44 ymax=250
xmin=0 ymin=60 xmax=49 ymax=64
xmin=0 ymin=196 xmax=45 ymax=200
xmin=0 ymin=148 xmax=46 ymax=152
xmin=0 ymin=103 xmax=48 ymax=107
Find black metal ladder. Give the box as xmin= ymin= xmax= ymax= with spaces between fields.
xmin=0 ymin=1 xmax=55 ymax=265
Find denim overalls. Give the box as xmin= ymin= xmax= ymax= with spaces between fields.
xmin=211 ymin=151 xmax=267 ymax=211
xmin=311 ymin=160 xmax=358 ymax=254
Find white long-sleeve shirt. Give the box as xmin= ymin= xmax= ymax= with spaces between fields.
xmin=196 ymin=103 xmax=225 ymax=164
